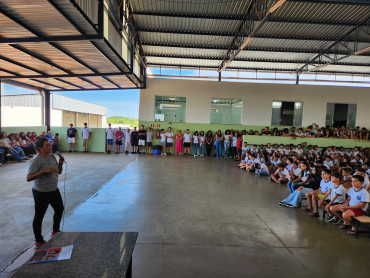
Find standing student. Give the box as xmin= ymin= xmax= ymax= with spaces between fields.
xmin=236 ymin=133 xmax=242 ymax=161
xmin=165 ymin=127 xmax=174 ymax=155
xmin=175 ymin=130 xmax=183 ymax=155
xmin=130 ymin=127 xmax=139 ymax=154
xmin=231 ymin=131 xmax=238 ymax=159
xmin=138 ymin=125 xmax=146 ymax=154
xmin=124 ymin=128 xmax=131 ymax=154
xmin=115 ymin=127 xmax=124 ymax=154
xmin=27 ymin=137 xmax=65 ymax=249
xmin=82 ymin=123 xmax=91 ymax=153
xmin=199 ymin=131 xmax=205 ymax=157
xmin=183 ymin=129 xmax=192 ymax=155
xmin=214 ymin=130 xmax=223 ymax=158
xmin=160 ymin=129 xmax=166 ymax=155
xmin=146 ymin=127 xmax=153 ymax=155
xmin=106 ymin=123 xmax=114 ymax=154
xmin=205 ymin=130 xmax=213 ymax=157
xmin=67 ymin=123 xmax=77 ymax=152
xmin=224 ymin=130 xmax=231 ymax=158
xmin=192 ymin=131 xmax=199 ymax=157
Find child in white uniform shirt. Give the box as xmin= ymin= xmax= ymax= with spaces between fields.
xmin=160 ymin=129 xmax=166 ymax=155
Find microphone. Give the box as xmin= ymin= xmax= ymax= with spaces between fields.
xmin=55 ymin=152 xmax=66 ymax=163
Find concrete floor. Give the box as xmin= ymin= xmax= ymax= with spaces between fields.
xmin=1 ymin=153 xmax=370 ymax=277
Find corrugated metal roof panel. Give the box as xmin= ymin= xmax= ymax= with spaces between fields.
xmin=135 ymin=15 xmax=241 ymax=34
xmin=0 ymin=0 xmax=80 ymax=37
xmin=146 ymin=56 xmax=221 ymax=67
xmin=257 ymin=21 xmax=353 ymax=40
xmin=247 ymin=37 xmax=332 ymax=52
xmin=132 ymin=0 xmax=253 ymax=17
xmin=273 ymin=1 xmax=370 ymax=25
xmin=229 ymin=60 xmax=303 ymax=71
xmin=140 ymin=32 xmax=233 ymax=48
xmin=322 ymin=64 xmax=370 ymax=73
xmin=143 ymin=45 xmax=227 ymax=58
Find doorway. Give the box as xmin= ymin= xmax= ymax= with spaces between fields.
xmin=326 ymin=103 xmax=357 ymax=128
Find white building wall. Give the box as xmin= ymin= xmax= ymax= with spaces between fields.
xmin=51 ymin=109 xmax=63 ymax=126
xmin=140 ymin=79 xmax=370 ymax=128
xmin=3 ymin=106 xmax=42 ymax=126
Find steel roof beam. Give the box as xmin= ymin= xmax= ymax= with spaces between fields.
xmin=132 ymin=11 xmax=359 ymax=27
xmin=139 ymin=28 xmax=370 ymax=43
xmin=287 ymin=0 xmax=370 ymax=5
xmin=0 ymin=5 xmax=104 ymax=90
xmin=145 ymin=53 xmax=370 ymax=67
xmin=0 ymin=35 xmax=102 ymax=44
xmin=146 ymin=62 xmax=370 ymax=75
xmin=141 ymin=42 xmax=370 ymax=56
xmin=2 ymin=80 xmax=44 ymax=92
xmin=0 ymin=73 xmax=127 ymax=80
xmin=298 ymin=15 xmax=370 ymax=74
xmin=47 ymin=0 xmax=122 ymax=89
xmin=9 ymin=44 xmax=103 ymax=90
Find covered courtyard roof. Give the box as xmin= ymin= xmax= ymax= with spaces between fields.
xmin=0 ymin=0 xmax=143 ymax=92
xmin=132 ymin=0 xmax=370 ymax=76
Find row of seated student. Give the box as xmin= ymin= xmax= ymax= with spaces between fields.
xmin=235 ymin=148 xmax=370 ymax=236
xmin=245 ymin=125 xmax=369 ymax=140
xmin=0 ymin=131 xmax=59 ymax=166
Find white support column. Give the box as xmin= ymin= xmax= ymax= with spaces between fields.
xmin=39 ymin=89 xmax=44 ymax=126
xmin=88 ymin=113 xmax=91 ymax=126
xmin=75 ymin=112 xmax=78 ymax=127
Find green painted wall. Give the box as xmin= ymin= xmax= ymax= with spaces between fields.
xmin=1 ymin=126 xmax=106 ymax=153
xmin=50 ymin=127 xmax=106 ymax=152
xmin=243 ymin=135 xmax=370 ymax=149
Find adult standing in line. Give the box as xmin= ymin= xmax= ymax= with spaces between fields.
xmin=205 ymin=130 xmax=213 ymax=157
xmin=67 ymin=123 xmax=77 ymax=152
xmin=124 ymin=128 xmax=131 ymax=154
xmin=115 ymin=127 xmax=124 ymax=154
xmin=131 ymin=127 xmax=139 ymax=154
xmin=27 ymin=137 xmax=64 ymax=249
xmin=82 ymin=122 xmax=91 ymax=153
xmin=138 ymin=125 xmax=146 ymax=154
xmin=106 ymin=123 xmax=114 ymax=154
xmin=215 ymin=130 xmax=223 ymax=158
xmin=165 ymin=127 xmax=174 ymax=155
xmin=146 ymin=127 xmax=153 ymax=155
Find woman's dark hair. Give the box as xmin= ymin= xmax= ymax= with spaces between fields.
xmin=8 ymin=133 xmax=15 ymax=140
xmin=217 ymin=130 xmax=222 ymax=136
xmin=225 ymin=129 xmax=230 ymax=135
xmin=194 ymin=131 xmax=199 ymax=136
xmin=207 ymin=130 xmax=212 ymax=137
xmin=19 ymin=132 xmax=27 ymax=140
xmin=35 ymin=137 xmax=49 ymax=152
xmin=200 ymin=131 xmax=205 ymax=136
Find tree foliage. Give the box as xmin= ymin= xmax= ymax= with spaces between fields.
xmin=107 ymin=116 xmax=138 ymax=127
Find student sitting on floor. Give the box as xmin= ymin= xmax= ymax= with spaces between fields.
xmin=302 ymin=168 xmax=332 ymax=216
xmin=245 ymin=154 xmax=260 ymax=172
xmin=330 ymin=175 xmax=370 ymax=235
xmin=270 ymin=163 xmax=287 ymax=184
xmin=268 ymin=154 xmax=281 ymax=173
xmin=323 ymin=155 xmax=334 ymax=169
xmin=318 ymin=172 xmax=346 ymax=223
xmin=289 ymin=161 xmax=301 ymax=183
xmin=257 ymin=162 xmax=270 ymax=176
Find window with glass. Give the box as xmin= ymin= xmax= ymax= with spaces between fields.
xmin=325 ymin=103 xmax=356 ymax=128
xmin=271 ymin=101 xmax=303 ymax=126
xmin=210 ymin=98 xmax=242 ymax=124
xmin=154 ymin=96 xmax=186 ymax=122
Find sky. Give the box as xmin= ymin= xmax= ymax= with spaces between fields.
xmin=2 ymin=84 xmax=140 ymax=118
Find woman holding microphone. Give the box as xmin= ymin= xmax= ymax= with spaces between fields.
xmin=27 ymin=137 xmax=64 ymax=249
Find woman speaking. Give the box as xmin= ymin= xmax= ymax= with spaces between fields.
xmin=27 ymin=137 xmax=64 ymax=249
